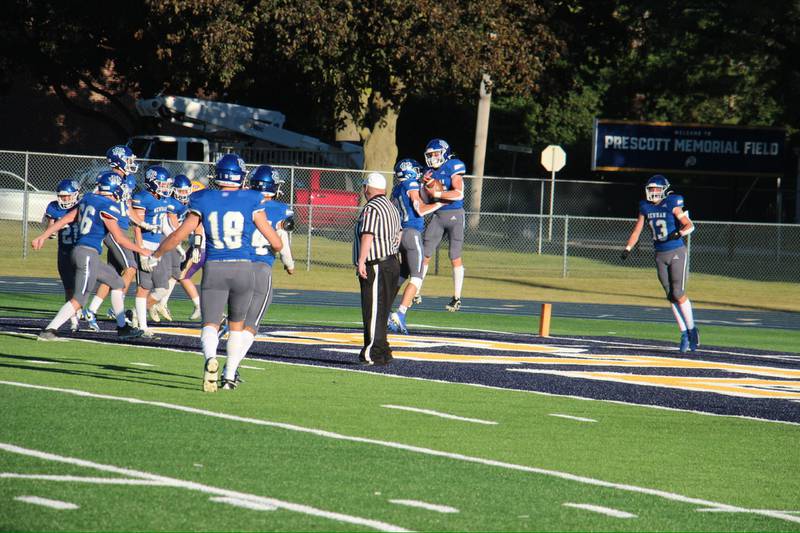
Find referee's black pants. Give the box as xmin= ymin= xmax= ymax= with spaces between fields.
xmin=359 ymin=255 xmax=400 ymax=365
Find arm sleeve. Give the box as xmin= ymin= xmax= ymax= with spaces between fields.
xmin=277 ymin=228 xmax=295 ymax=269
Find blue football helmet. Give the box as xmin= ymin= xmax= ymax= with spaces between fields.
xmin=249 ymin=165 xmax=283 ymax=196
xmin=96 ymin=172 xmax=124 ymax=201
xmin=394 ymin=158 xmax=423 ymax=181
xmin=55 ymin=179 xmax=80 ymax=209
xmin=144 ymin=166 xmax=173 ymax=197
xmin=106 ymin=145 xmax=139 ymax=175
xmin=645 ymin=174 xmax=671 ymax=203
xmin=172 ymin=174 xmax=193 ymax=204
xmin=424 ymin=139 xmax=451 ymax=169
xmin=215 ymin=153 xmax=247 ymax=188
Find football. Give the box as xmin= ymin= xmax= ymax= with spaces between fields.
xmin=424 ymin=178 xmax=445 ymax=194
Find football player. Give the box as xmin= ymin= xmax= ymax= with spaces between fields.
xmin=31 ymin=173 xmax=150 ymax=340
xmin=622 ymin=174 xmax=699 ymax=353
xmin=221 ymin=165 xmax=296 ymax=386
xmin=43 ymin=179 xmax=82 ymax=331
xmin=84 ymin=146 xmax=152 ymax=330
xmin=417 ymin=139 xmax=467 ymax=312
xmin=147 ymin=154 xmax=283 ymax=392
xmin=149 ymin=174 xmax=203 ymax=321
xmin=131 ymin=165 xmax=178 ymax=336
xmin=387 ymin=158 xmax=444 ymax=334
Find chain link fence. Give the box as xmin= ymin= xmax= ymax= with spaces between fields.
xmin=1 ymin=149 xmax=798 ymax=282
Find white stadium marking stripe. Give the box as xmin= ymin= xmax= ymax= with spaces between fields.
xmin=25 ymin=360 xmax=57 ymax=364
xmin=2 ymin=382 xmax=799 ymax=525
xmin=130 ymin=362 xmax=155 ymax=367
xmin=323 ymin=348 xmax=362 ymax=354
xmin=696 ymin=507 xmax=800 ymax=514
xmin=563 ymin=502 xmax=636 ymax=518
xmin=210 ymin=496 xmax=278 ymax=511
xmin=388 ymin=499 xmax=459 ymax=513
xmin=14 ymin=495 xmax=79 ymax=510
xmin=0 ymin=443 xmax=408 ymax=532
xmin=549 ymin=413 xmax=597 ymax=423
xmin=382 ymin=404 xmax=498 ymax=425
xmin=2 ymin=473 xmax=173 ymax=486
xmin=239 ymin=365 xmax=265 ymax=371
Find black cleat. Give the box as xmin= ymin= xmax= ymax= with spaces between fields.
xmin=37 ymin=329 xmax=64 ymax=341
xmin=117 ymin=324 xmax=144 ymax=339
xmin=220 ymin=378 xmax=238 ymax=390
xmin=445 ymin=297 xmax=462 ymax=312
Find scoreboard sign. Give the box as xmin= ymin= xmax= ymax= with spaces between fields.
xmin=592 ymin=119 xmax=786 ymax=176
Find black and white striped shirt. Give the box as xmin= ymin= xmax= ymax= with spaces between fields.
xmin=353 ymin=194 xmax=401 ymax=264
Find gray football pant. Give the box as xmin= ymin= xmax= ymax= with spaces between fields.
xmin=423 ymin=209 xmax=465 ymax=260
xmin=400 ymin=228 xmax=424 ymax=279
xmin=200 ymin=261 xmax=255 ymax=325
xmin=104 ymin=233 xmax=135 ymax=274
xmin=655 ymin=246 xmax=688 ymax=302
xmin=72 ymin=245 xmax=124 ymax=307
xmin=244 ymin=262 xmax=274 ymax=330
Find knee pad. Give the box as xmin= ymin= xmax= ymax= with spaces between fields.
xmin=409 ymin=277 xmax=423 ymax=290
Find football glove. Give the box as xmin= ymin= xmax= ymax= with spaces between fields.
xmin=668 ymin=230 xmax=682 ymax=240
xmin=140 ymin=255 xmax=159 ymax=272
xmin=620 ymin=248 xmax=631 ymax=260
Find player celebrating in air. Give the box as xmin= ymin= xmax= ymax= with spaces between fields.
xmin=417 ymin=139 xmax=467 ymax=312
xmin=223 ymin=165 xmax=296 ymax=387
xmin=31 ymin=173 xmax=150 ymax=340
xmin=43 ymin=179 xmax=82 ymax=332
xmin=150 ymin=174 xmax=203 ymax=321
xmin=388 ymin=158 xmax=445 ymax=334
xmin=131 ymin=165 xmax=178 ymax=337
xmin=147 ymin=154 xmax=282 ymax=392
xmin=622 ymin=174 xmax=699 ymax=353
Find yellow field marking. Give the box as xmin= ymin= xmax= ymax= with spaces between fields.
xmin=511 ymin=370 xmax=800 ymax=399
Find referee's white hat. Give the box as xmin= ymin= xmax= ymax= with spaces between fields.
xmin=362 ymin=172 xmax=386 ymax=190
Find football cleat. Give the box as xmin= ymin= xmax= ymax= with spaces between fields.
xmin=70 ymin=319 xmax=79 ymax=332
xmin=38 ymin=329 xmax=64 ymax=341
xmin=218 ymin=316 xmax=229 ymax=339
xmin=116 ymin=324 xmax=144 ymax=339
xmin=148 ymin=305 xmax=161 ymax=323
xmin=389 ymin=312 xmax=409 ymax=334
xmin=83 ymin=310 xmax=100 ymax=332
xmin=220 ymin=378 xmax=238 ymax=390
xmin=387 ymin=317 xmax=399 ymax=333
xmin=445 ymin=297 xmax=461 ymax=312
xmin=157 ymin=303 xmax=173 ymax=322
xmin=412 ymin=294 xmax=422 ymax=305
xmin=203 ymin=357 xmax=219 ymax=392
xmin=679 ymin=331 xmax=690 ymax=353
xmin=124 ymin=309 xmax=134 ymax=326
xmin=221 ymin=365 xmax=244 ymax=385
xmin=106 ymin=308 xmax=116 ymax=320
xmin=190 ymin=306 xmax=201 ymax=320
xmin=141 ymin=329 xmax=156 ymax=338
xmin=689 ymin=327 xmax=700 ymax=351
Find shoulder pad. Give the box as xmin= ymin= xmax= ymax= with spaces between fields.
xmin=447 ymin=158 xmax=467 ymax=174
xmin=668 ymin=194 xmax=685 ymax=208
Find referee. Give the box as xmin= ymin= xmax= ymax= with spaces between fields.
xmin=353 ymin=172 xmax=401 ymax=365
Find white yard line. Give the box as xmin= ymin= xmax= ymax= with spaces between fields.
xmin=563 ymin=502 xmax=636 ymax=518
xmin=14 ymin=495 xmax=79 ymax=510
xmin=130 ymin=362 xmax=156 ymax=367
xmin=0 ymin=443 xmax=408 ymax=532
xmin=696 ymin=507 xmax=800 ymax=514
xmin=1 ymin=382 xmax=799 ymax=525
xmin=210 ymin=496 xmax=277 ymax=511
xmin=239 ymin=365 xmax=265 ymax=371
xmin=382 ymin=404 xmax=497 ymax=425
xmin=549 ymin=414 xmax=597 ymax=423
xmin=25 ymin=360 xmax=57 ymax=364
xmin=2 ymin=473 xmax=173 ymax=486
xmin=388 ymin=499 xmax=459 ymax=513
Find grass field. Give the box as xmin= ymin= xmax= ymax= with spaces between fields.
xmin=2 ymin=333 xmax=799 ymax=531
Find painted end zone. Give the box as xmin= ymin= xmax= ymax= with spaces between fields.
xmin=1 ymin=318 xmax=799 ymax=423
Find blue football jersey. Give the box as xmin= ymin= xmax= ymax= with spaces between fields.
xmin=639 ymin=194 xmax=686 ymax=252
xmin=74 ymin=193 xmax=122 ymax=254
xmin=252 ymin=200 xmax=293 ymax=266
xmin=117 ymin=199 xmax=130 ymax=231
xmin=45 ymin=201 xmax=80 ymax=252
xmin=189 ymin=189 xmax=266 ymax=261
xmin=168 ymin=197 xmax=189 ymax=222
xmin=391 ymin=179 xmax=425 ymax=231
xmin=425 ymin=158 xmax=466 ymax=211
xmin=132 ymin=191 xmax=174 ymax=244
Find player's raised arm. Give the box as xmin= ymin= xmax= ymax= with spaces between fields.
xmin=621 ymin=214 xmax=645 ymax=259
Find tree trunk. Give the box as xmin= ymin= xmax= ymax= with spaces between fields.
xmin=360 ymin=91 xmax=399 ymax=181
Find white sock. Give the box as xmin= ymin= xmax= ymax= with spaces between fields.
xmin=398 ymin=305 xmax=408 ymax=314
xmin=135 ymin=297 xmax=148 ymax=330
xmin=670 ymin=303 xmax=687 ymax=332
xmin=418 ymin=264 xmax=429 ymax=295
xmin=162 ymin=279 xmax=177 ymax=306
xmin=224 ymin=331 xmax=245 ymax=380
xmin=69 ymin=315 xmax=79 ymax=328
xmin=88 ymin=295 xmax=103 ymax=314
xmin=111 ymin=290 xmax=126 ymax=327
xmin=46 ymin=302 xmax=77 ymax=331
xmin=453 ymin=265 xmax=464 ymax=299
xmin=191 ymin=296 xmax=200 ymax=308
xmin=241 ymin=330 xmax=255 ymax=358
xmin=201 ymin=326 xmax=219 ymax=360
xmin=679 ymin=300 xmax=695 ymax=330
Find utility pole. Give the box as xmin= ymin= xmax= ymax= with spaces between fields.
xmin=469 ymin=73 xmax=492 ymax=230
